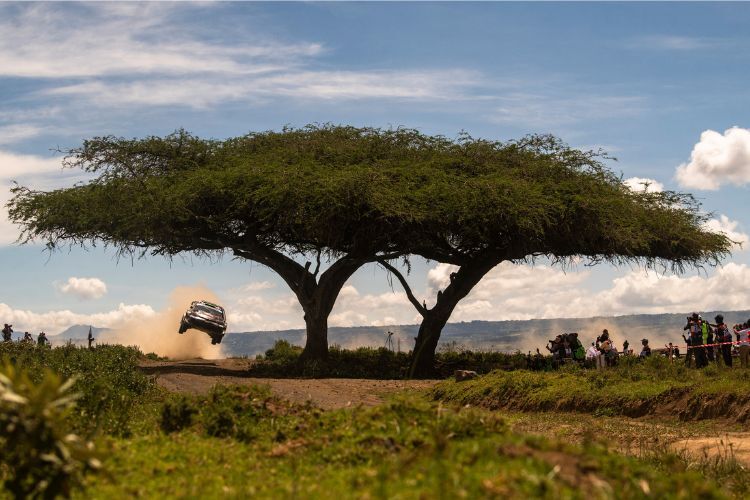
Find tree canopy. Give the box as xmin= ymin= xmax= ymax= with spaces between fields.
xmin=8 ymin=125 xmax=731 ymax=372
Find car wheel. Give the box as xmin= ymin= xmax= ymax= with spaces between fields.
xmin=178 ymin=321 xmax=187 ymax=334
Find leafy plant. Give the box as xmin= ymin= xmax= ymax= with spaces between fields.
xmin=0 ymin=363 xmax=101 ymax=499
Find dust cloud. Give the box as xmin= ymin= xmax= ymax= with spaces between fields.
xmin=110 ymin=285 xmax=225 ymax=360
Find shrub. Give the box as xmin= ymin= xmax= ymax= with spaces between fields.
xmin=160 ymin=396 xmax=198 ymax=434
xmin=0 ymin=363 xmax=101 ymax=499
xmin=0 ymin=343 xmax=156 ymax=436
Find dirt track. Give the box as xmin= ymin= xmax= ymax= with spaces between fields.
xmin=139 ymin=358 xmax=439 ymax=410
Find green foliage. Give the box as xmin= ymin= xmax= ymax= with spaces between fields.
xmin=0 ymin=343 xmax=156 ymax=436
xmin=160 ymin=396 xmax=197 ymax=434
xmin=0 ymin=364 xmax=101 ymax=499
xmin=432 ymin=356 xmax=750 ymax=420
xmin=9 ymin=125 xmax=729 ymax=270
xmin=262 ymin=340 xmax=302 ymax=363
xmin=84 ymin=387 xmax=735 ymax=498
xmin=252 ymin=340 xmax=538 ymax=379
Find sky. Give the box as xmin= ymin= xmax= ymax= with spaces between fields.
xmin=1 ymin=1 xmax=750 ymax=336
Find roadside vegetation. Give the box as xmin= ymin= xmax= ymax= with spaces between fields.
xmin=2 ymin=344 xmax=750 ymax=498
xmin=432 ymin=355 xmax=750 ymax=420
xmin=250 ymin=340 xmax=529 ymax=379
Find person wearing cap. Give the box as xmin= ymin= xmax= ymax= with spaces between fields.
xmin=639 ymin=338 xmax=652 ymax=358
xmin=711 ymin=314 xmax=733 ymax=367
xmin=684 ymin=313 xmax=706 ymax=368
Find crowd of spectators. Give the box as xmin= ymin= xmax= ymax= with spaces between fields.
xmin=543 ymin=313 xmax=750 ymax=370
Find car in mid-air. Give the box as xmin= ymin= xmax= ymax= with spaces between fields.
xmin=179 ymin=300 xmax=227 ymax=345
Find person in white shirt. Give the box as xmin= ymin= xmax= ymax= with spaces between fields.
xmin=586 ymin=342 xmax=599 ymax=359
xmin=736 ymin=323 xmax=750 ymax=368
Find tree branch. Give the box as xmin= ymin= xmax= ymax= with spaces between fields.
xmin=378 ymin=259 xmax=427 ymax=317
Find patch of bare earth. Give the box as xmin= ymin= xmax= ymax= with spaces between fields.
xmin=139 ymin=358 xmax=439 ymax=410
xmin=671 ymin=434 xmax=750 ymax=467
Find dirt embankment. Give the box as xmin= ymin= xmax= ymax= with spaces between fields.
xmin=139 ymin=358 xmax=439 ymax=410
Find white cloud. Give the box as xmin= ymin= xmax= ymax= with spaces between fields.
xmin=0 ymin=302 xmax=155 ymax=335
xmin=704 ymin=214 xmax=748 ymax=250
xmin=0 ymin=4 xmax=480 ymax=109
xmin=237 ymin=281 xmax=275 ymax=292
xmin=675 ymin=127 xmax=750 ymax=190
xmin=0 ymin=3 xmax=321 ymax=79
xmin=57 ymin=277 xmax=108 ymax=300
xmin=490 ymin=93 xmax=644 ymax=128
xmin=623 ymin=177 xmax=664 ymax=193
xmin=0 ymin=125 xmax=43 ymax=145
xmin=625 ymin=35 xmax=723 ymax=51
xmin=46 ymin=69 xmax=480 ymax=108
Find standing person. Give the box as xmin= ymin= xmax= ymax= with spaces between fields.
xmin=737 ymin=323 xmax=750 ymax=369
xmin=712 ymin=315 xmax=733 ymax=367
xmin=586 ymin=342 xmax=599 ymax=360
xmin=2 ymin=323 xmax=12 ymax=342
xmin=702 ymin=317 xmax=715 ymax=363
xmin=682 ymin=331 xmax=693 ymax=367
xmin=639 ymin=338 xmax=652 ymax=357
xmin=685 ymin=313 xmax=706 ymax=368
xmin=37 ymin=331 xmax=49 ymax=347
xmin=87 ymin=326 xmax=95 ymax=350
xmin=22 ymin=331 xmax=33 ymax=343
xmin=622 ymin=339 xmax=630 ymax=355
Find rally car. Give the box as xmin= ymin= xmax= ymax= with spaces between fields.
xmin=178 ymin=300 xmax=227 ymax=345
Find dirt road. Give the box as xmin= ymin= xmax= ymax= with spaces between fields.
xmin=139 ymin=358 xmax=439 ymax=410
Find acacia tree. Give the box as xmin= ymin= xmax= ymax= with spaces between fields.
xmin=7 ymin=126 xmax=422 ymax=361
xmin=8 ymin=127 xmax=730 ymax=374
xmin=374 ymin=135 xmax=731 ymax=377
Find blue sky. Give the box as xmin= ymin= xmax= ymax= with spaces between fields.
xmin=1 ymin=2 xmax=750 ymax=336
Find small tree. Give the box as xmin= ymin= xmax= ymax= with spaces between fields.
xmin=0 ymin=364 xmax=101 ymax=498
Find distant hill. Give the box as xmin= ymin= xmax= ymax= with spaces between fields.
xmin=52 ymin=310 xmax=750 ymax=356
xmin=220 ymin=310 xmax=750 ymax=357
xmin=53 ymin=324 xmax=111 ymax=341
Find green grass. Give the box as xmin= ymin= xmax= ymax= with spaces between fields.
xmin=431 ymin=355 xmax=750 ymax=419
xmin=81 ymin=391 xmax=730 ymax=499
xmin=5 ymin=345 xmax=750 ymax=498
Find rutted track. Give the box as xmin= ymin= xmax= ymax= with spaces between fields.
xmin=139 ymin=358 xmax=439 ymax=410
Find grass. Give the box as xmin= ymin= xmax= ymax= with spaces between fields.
xmin=431 ymin=355 xmax=750 ymax=420
xmin=81 ymin=391 xmax=731 ymax=499
xmin=4 ymin=344 xmax=750 ymax=498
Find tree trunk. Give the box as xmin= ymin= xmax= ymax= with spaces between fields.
xmin=300 ymin=310 xmax=329 ymax=362
xmin=408 ymin=256 xmax=501 ymax=378
xmin=410 ymin=305 xmax=454 ymax=378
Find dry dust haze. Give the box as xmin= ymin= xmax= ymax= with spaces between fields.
xmin=110 ymin=285 xmax=225 ymax=359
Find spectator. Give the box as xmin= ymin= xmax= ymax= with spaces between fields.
xmin=2 ymin=323 xmax=12 ymax=342
xmin=639 ymin=338 xmax=652 ymax=358
xmin=737 ymin=323 xmax=750 ymax=368
xmin=711 ymin=314 xmax=732 ymax=367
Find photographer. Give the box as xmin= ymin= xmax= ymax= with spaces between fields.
xmin=2 ymin=323 xmax=12 ymax=342
xmin=684 ymin=313 xmax=707 ymax=368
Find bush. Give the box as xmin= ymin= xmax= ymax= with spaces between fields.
xmin=0 ymin=363 xmax=101 ymax=499
xmin=0 ymin=343 xmax=156 ymax=436
xmin=160 ymin=396 xmax=198 ymax=434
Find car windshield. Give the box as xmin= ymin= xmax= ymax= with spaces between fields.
xmin=195 ymin=305 xmax=223 ymax=318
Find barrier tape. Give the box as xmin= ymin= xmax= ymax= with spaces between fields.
xmin=663 ymin=339 xmax=750 ymax=350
